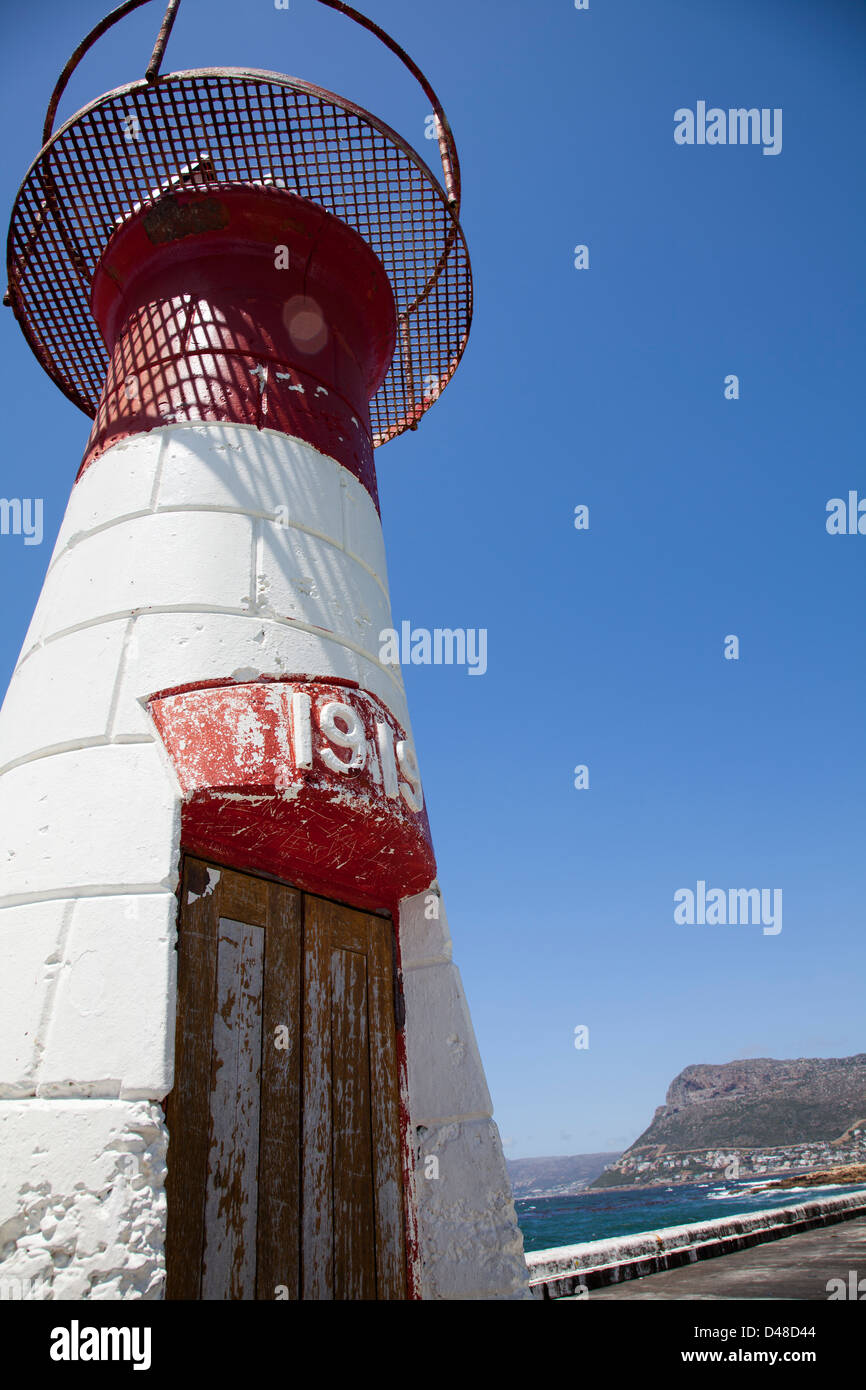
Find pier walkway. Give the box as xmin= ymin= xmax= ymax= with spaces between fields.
xmin=561 ymin=1213 xmax=866 ymax=1300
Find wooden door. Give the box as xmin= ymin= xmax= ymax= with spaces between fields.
xmin=165 ymin=856 xmax=406 ymax=1300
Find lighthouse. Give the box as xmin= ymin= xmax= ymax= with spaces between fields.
xmin=0 ymin=0 xmax=530 ymax=1300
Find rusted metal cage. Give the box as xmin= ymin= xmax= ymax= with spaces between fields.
xmin=5 ymin=0 xmax=472 ymax=445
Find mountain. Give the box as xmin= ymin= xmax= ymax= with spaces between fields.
xmin=590 ymin=1054 xmax=866 ymax=1189
xmin=506 ymin=1152 xmax=621 ymax=1199
xmin=630 ymin=1054 xmax=866 ymax=1150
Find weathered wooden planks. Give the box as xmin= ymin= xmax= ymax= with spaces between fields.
xmin=331 ymin=946 xmax=375 ymax=1300
xmin=165 ymin=860 xmax=219 ymax=1301
xmin=256 ymin=881 xmax=302 ymax=1300
xmin=366 ymin=917 xmax=407 ymax=1300
xmin=300 ymin=894 xmax=334 ymax=1300
xmin=302 ymin=895 xmax=406 ymax=1300
xmin=200 ymin=919 xmax=264 ymax=1300
xmin=166 ymin=857 xmax=405 ymax=1300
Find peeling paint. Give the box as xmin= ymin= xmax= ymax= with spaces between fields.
xmin=187 ymin=866 xmax=221 ymax=904
xmin=151 ymin=679 xmax=435 ymax=907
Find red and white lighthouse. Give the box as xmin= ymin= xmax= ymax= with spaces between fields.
xmin=0 ymin=0 xmax=529 ymax=1300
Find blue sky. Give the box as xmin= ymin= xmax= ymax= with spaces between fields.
xmin=1 ymin=0 xmax=864 ymax=1158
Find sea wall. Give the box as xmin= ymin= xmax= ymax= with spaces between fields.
xmin=526 ymin=1190 xmax=866 ymax=1299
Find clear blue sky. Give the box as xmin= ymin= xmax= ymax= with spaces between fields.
xmin=1 ymin=0 xmax=864 ymax=1159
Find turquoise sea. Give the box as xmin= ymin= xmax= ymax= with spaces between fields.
xmin=516 ymin=1178 xmax=866 ymax=1254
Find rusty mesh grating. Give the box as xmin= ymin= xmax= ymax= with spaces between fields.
xmin=6 ymin=69 xmax=472 ymax=446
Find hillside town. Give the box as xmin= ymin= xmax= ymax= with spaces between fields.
xmin=594 ymin=1130 xmax=866 ymax=1189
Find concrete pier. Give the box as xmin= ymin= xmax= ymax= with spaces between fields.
xmin=527 ymin=1191 xmax=866 ymax=1300
xmin=585 ymin=1215 xmax=866 ymax=1299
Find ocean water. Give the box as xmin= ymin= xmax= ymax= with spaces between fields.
xmin=516 ymin=1178 xmax=866 ymax=1254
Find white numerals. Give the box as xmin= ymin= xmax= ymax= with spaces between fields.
xmin=396 ymin=740 xmax=423 ymax=812
xmin=376 ymin=720 xmax=399 ymax=800
xmin=291 ymin=691 xmax=313 ymax=768
xmin=287 ymin=689 xmax=422 ymax=810
xmin=318 ymin=701 xmax=367 ymax=772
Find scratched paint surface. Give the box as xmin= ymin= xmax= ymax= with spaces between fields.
xmin=152 ymin=680 xmax=435 ymax=907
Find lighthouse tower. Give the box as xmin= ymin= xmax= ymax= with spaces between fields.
xmin=0 ymin=1 xmax=529 ymax=1299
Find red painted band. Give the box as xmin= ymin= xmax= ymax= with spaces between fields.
xmin=150 ymin=678 xmax=435 ymax=911
xmin=84 ymin=185 xmax=397 ymax=509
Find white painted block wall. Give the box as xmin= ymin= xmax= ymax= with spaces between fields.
xmin=0 ymin=422 xmax=529 ymax=1299
xmin=399 ymin=889 xmax=532 ymax=1299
